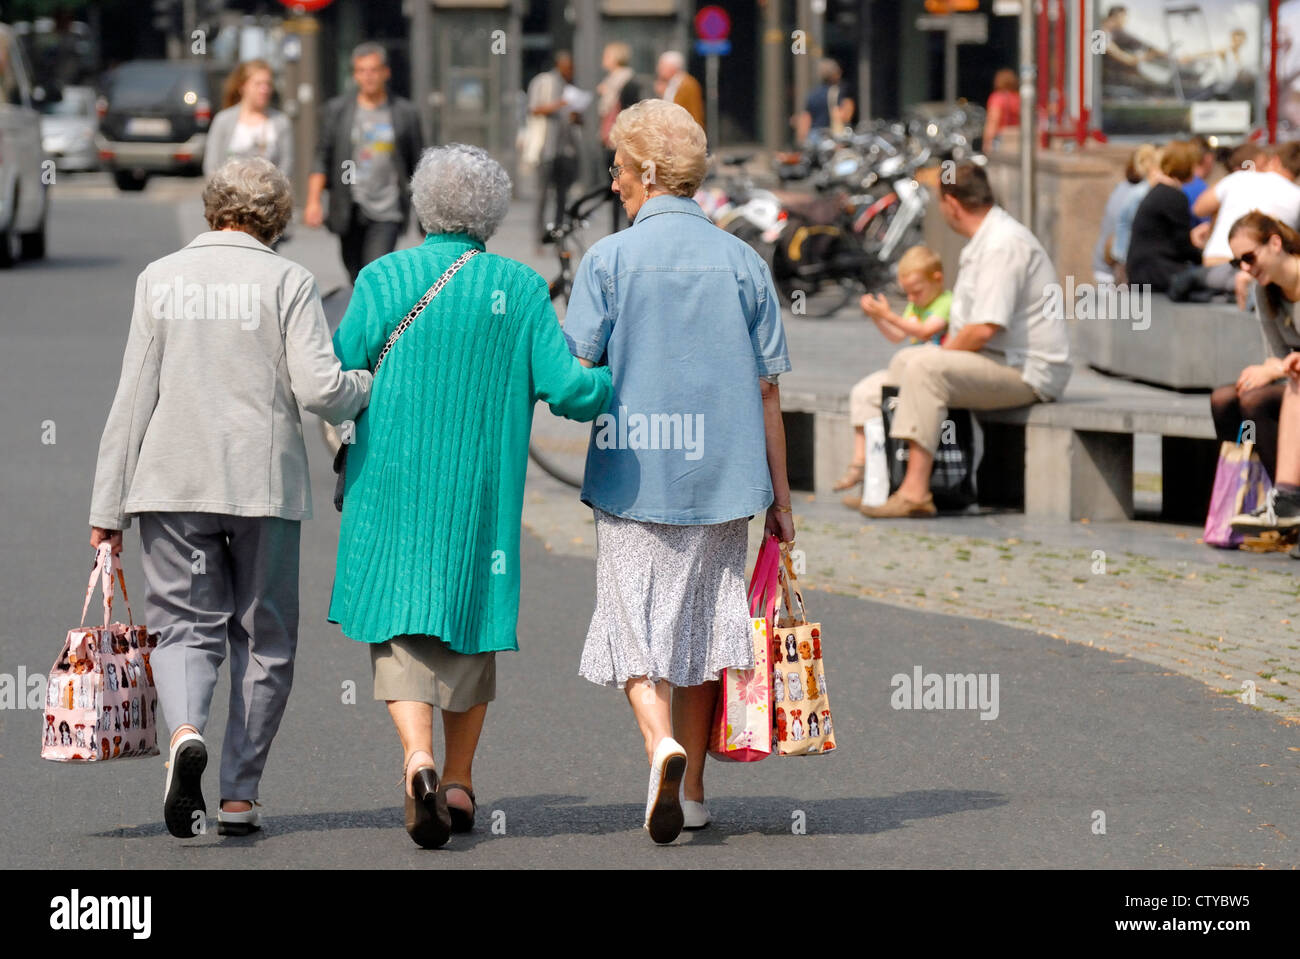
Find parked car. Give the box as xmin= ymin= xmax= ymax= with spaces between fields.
xmin=96 ymin=59 xmax=218 ymax=191
xmin=0 ymin=22 xmax=49 ymax=266
xmin=40 ymin=84 xmax=97 ymax=171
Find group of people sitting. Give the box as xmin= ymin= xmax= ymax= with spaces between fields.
xmin=1096 ymin=136 xmax=1300 ymax=307
xmin=1094 ymin=138 xmax=1300 ymax=536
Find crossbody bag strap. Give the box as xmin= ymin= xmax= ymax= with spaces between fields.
xmin=373 ymin=248 xmax=480 ymax=375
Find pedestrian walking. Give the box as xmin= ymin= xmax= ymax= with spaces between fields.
xmin=328 ymin=143 xmax=612 ymax=850
xmin=654 ymin=51 xmax=705 ymax=129
xmin=794 ymin=58 xmax=854 ymax=147
xmin=597 ymin=42 xmax=640 ymax=232
xmin=87 ymin=157 xmax=373 ymax=838
xmin=527 ymin=51 xmax=584 ymax=247
xmin=203 ymin=60 xmax=294 ymax=178
xmin=981 ymin=67 xmax=1020 ymax=152
xmin=562 ymin=99 xmax=795 ymax=844
xmin=303 ymin=42 xmax=424 ymax=284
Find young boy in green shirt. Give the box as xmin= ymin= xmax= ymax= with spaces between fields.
xmin=836 ymin=245 xmax=953 ymax=498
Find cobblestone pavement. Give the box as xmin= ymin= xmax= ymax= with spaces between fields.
xmin=522 ymin=464 xmax=1300 ymax=726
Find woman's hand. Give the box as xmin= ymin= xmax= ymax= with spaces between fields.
xmin=765 ymin=505 xmax=795 ymax=544
xmin=89 ymin=527 xmax=123 ymax=555
xmin=1283 ymin=351 xmax=1300 ymax=380
xmin=1237 ymin=362 xmax=1281 ymax=394
xmin=1190 ymin=222 xmax=1211 ymax=249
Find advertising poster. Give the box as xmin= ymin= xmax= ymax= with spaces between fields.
xmin=1098 ymin=1 xmax=1262 ymax=135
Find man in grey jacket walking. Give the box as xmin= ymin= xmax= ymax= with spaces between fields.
xmin=303 ymin=42 xmax=425 ymax=283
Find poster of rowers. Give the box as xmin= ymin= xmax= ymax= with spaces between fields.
xmin=1098 ymin=2 xmax=1261 ymax=135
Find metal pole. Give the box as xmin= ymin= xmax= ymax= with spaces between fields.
xmin=1019 ymin=2 xmax=1036 ymax=231
xmin=706 ymin=54 xmax=719 ymax=146
xmin=1270 ymin=0 xmax=1280 ymax=144
xmin=283 ymin=15 xmax=320 ymax=213
xmin=857 ymin=0 xmax=872 ymax=123
xmin=762 ymin=0 xmax=783 ymax=150
xmin=411 ymin=0 xmax=434 ymax=146
xmin=944 ymin=26 xmax=957 ymax=105
xmin=574 ymin=0 xmax=601 ymax=185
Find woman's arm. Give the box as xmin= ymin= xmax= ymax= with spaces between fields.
xmin=89 ymin=272 xmax=160 ymax=534
xmin=529 ymin=284 xmax=612 ymax=421
xmin=762 ymin=378 xmax=795 ymax=543
xmin=203 ymin=109 xmax=231 ymax=178
xmin=285 ymin=277 xmax=372 ymax=424
xmin=274 ymin=111 xmax=294 ymax=181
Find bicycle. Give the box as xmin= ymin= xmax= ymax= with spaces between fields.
xmin=527 ymin=183 xmax=616 ymax=488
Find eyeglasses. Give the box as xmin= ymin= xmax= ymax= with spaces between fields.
xmin=1230 ymin=245 xmax=1264 ymax=270
xmin=608 ymin=163 xmax=623 ymax=180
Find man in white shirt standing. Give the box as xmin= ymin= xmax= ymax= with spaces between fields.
xmin=861 ymin=163 xmax=1072 ymax=518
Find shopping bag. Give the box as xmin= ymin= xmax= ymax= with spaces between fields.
xmin=1204 ymin=440 xmax=1272 ymax=548
xmin=772 ymin=543 xmax=837 ymax=756
xmin=862 ymin=416 xmax=890 ymax=507
xmin=41 ymin=543 xmax=160 ymax=762
xmin=708 ymin=534 xmax=781 ymax=762
xmin=880 ymin=385 xmax=981 ymax=511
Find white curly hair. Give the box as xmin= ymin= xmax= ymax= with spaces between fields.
xmin=409 ymin=144 xmax=511 ymax=242
xmin=203 ymin=156 xmax=291 ymax=244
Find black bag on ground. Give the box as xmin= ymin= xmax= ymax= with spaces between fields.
xmin=880 ymin=385 xmax=980 ymax=511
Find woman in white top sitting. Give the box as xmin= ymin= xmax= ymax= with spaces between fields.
xmin=204 ymin=59 xmax=294 ymax=178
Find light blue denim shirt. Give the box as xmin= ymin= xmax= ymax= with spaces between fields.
xmin=563 ymin=194 xmax=792 ymax=525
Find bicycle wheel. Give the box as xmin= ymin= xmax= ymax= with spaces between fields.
xmin=528 ymin=278 xmax=589 ymax=489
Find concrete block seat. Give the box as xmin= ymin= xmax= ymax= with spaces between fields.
xmin=1076 ymin=293 xmax=1263 ymax=391
xmin=780 ymin=367 xmax=1217 ymax=523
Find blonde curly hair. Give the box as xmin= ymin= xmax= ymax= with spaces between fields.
xmin=609 ymin=99 xmax=708 ymax=197
xmin=202 ymin=156 xmax=291 ymax=245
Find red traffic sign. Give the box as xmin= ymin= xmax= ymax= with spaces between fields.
xmin=694 ymin=5 xmax=731 ymax=42
xmin=278 ymin=0 xmax=335 ymax=12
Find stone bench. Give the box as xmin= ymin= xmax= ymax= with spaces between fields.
xmin=782 ymin=367 xmax=1217 ymax=522
xmin=1076 ymin=293 xmax=1263 ymax=391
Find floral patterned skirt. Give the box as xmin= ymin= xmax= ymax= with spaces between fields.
xmin=579 ymin=508 xmax=755 ymax=689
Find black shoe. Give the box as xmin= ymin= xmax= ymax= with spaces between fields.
xmin=1230 ymin=488 xmax=1300 ymax=532
xmin=404 ymin=764 xmax=452 ymax=849
xmin=439 ymin=782 xmax=477 ymax=833
xmin=163 ymin=733 xmax=207 ymax=838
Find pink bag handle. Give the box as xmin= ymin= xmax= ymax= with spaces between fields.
xmin=748 ymin=534 xmax=782 ymax=622
xmin=80 ymin=543 xmax=135 ymax=628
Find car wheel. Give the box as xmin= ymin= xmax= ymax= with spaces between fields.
xmin=113 ymin=170 xmax=148 ymax=192
xmin=20 ymin=219 xmax=46 ymax=260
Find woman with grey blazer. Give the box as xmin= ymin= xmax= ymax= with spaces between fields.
xmin=88 ymin=157 xmax=370 ymax=839
xmin=203 ymin=60 xmax=294 ymax=178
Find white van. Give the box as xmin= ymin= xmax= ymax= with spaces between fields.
xmin=0 ymin=22 xmax=49 ymax=266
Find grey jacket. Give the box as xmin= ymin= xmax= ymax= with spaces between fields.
xmin=203 ymin=106 xmax=294 ymax=178
xmin=89 ymin=231 xmax=372 ymax=530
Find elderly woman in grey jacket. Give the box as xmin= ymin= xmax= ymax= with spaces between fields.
xmin=203 ymin=60 xmax=294 ymax=178
xmin=88 ymin=156 xmax=370 ymax=839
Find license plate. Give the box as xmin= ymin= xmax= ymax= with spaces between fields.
xmin=125 ymin=117 xmax=171 ymax=137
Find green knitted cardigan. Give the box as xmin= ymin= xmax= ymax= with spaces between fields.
xmin=328 ymin=233 xmax=612 ymax=653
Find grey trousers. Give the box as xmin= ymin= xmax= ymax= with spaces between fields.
xmin=139 ymin=511 xmax=301 ymax=801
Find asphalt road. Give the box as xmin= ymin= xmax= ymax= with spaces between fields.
xmin=0 ymin=175 xmax=1295 ymax=869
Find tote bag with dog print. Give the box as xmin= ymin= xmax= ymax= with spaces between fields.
xmin=771 ymin=543 xmax=837 ymax=756
xmin=708 ymin=534 xmax=781 ymax=762
xmin=41 ymin=543 xmax=160 ymax=763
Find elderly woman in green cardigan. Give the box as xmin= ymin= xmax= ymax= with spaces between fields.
xmin=329 ymin=144 xmax=612 ymax=849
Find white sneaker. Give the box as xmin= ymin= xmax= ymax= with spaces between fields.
xmin=644 ymin=737 xmax=687 ymax=844
xmin=163 ymin=731 xmax=207 ymax=839
xmin=681 ymin=798 xmax=712 ymax=830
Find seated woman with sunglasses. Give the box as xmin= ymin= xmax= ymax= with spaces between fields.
xmin=1209 ymin=211 xmax=1300 ymax=495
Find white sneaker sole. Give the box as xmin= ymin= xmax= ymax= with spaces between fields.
xmin=645 ymin=753 xmax=687 ymax=844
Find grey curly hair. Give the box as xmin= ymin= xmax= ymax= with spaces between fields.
xmin=202 ymin=156 xmax=291 ymax=245
xmin=410 ymin=144 xmax=511 ymax=242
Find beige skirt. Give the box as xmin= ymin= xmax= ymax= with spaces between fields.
xmin=370 ymin=635 xmax=496 ymax=711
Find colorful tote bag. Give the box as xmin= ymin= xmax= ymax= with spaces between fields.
xmin=1204 ymin=440 xmax=1272 ymax=548
xmin=708 ymin=534 xmax=782 ymax=762
xmin=41 ymin=544 xmax=160 ymax=763
xmin=772 ymin=544 xmax=837 ymax=756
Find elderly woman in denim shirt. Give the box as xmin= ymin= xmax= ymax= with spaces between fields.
xmin=563 ymin=99 xmax=795 ymax=844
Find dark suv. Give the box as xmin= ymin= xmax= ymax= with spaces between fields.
xmin=96 ymin=60 xmax=220 ymax=191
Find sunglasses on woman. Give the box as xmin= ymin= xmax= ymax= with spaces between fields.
xmin=1230 ymin=244 xmax=1264 ymax=270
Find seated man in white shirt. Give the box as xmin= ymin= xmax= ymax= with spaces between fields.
xmin=861 ymin=163 xmax=1073 ymax=518
xmin=1172 ymin=142 xmax=1300 ymax=304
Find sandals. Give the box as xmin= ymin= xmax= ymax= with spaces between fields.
xmin=832 ymin=462 xmax=865 ymax=492
xmin=439 ymin=782 xmax=478 ymax=833
xmin=403 ymin=752 xmax=452 ymax=849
